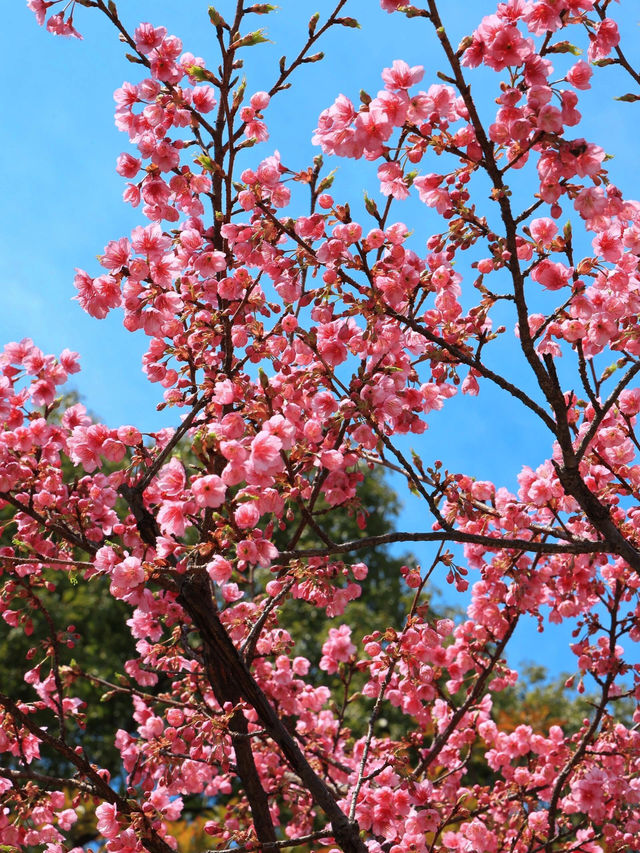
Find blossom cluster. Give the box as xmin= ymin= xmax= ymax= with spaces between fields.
xmin=4 ymin=0 xmax=640 ymax=851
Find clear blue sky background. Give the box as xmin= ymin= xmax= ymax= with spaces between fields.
xmin=2 ymin=1 xmax=640 ymax=677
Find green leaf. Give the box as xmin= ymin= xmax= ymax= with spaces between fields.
xmin=397 ymin=5 xmax=431 ymax=18
xmin=301 ymin=51 xmax=324 ymax=64
xmin=230 ymin=29 xmax=271 ymax=49
xmin=336 ymin=16 xmax=360 ymax=28
xmin=364 ymin=193 xmax=379 ymax=218
xmin=187 ymin=65 xmax=215 ymax=83
xmin=232 ymin=77 xmax=247 ymax=110
xmin=615 ymin=93 xmax=640 ymax=103
xmin=601 ymin=362 xmax=620 ymax=381
xmin=196 ymin=154 xmax=216 ymax=172
xmin=546 ymin=40 xmax=582 ymax=56
xmin=258 ymin=368 xmax=271 ymax=392
xmin=208 ymin=6 xmax=226 ymax=27
xmin=246 ymin=3 xmax=278 ymax=12
xmin=317 ymin=170 xmax=336 ymax=192
xmin=308 ymin=12 xmax=320 ymax=36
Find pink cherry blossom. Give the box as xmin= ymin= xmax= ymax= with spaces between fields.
xmin=588 ymin=18 xmax=620 ymax=62
xmin=95 ymin=804 xmax=120 ymax=839
xmin=234 ymin=502 xmax=260 ymax=529
xmin=192 ymin=474 xmax=226 ymax=508
xmin=157 ymin=500 xmax=190 ymax=537
xmin=381 ymin=60 xmax=424 ymax=91
xmin=566 ymin=60 xmax=593 ymax=91
xmin=249 ymin=431 xmax=283 ymax=475
xmin=206 ymin=555 xmax=233 ymax=584
xmin=319 ymin=625 xmax=356 ymax=673
xmin=531 ymin=259 xmax=573 ymax=290
xmin=110 ymin=556 xmax=145 ymax=599
xmin=134 ymin=22 xmax=167 ymax=55
xmin=377 ymin=162 xmax=409 ymax=200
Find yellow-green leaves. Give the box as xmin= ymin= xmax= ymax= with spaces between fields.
xmin=335 ymin=16 xmax=360 ymax=28
xmin=546 ymin=40 xmax=582 ymax=56
xmin=246 ymin=3 xmax=278 ymax=13
xmin=208 ymin=6 xmax=226 ymax=28
xmin=229 ymin=29 xmax=271 ymax=50
xmin=308 ymin=12 xmax=320 ymax=36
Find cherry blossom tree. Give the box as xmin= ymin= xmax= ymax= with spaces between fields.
xmin=3 ymin=1 xmax=640 ymax=851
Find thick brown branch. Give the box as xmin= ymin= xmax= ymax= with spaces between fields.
xmin=177 ymin=567 xmax=366 ymax=853
xmin=576 ymin=361 xmax=640 ymax=461
xmin=0 ymin=766 xmax=95 ymax=796
xmin=278 ymin=529 xmax=613 ymax=560
xmin=209 ymin=829 xmax=333 ymax=853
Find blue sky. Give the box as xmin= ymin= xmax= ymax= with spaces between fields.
xmin=3 ymin=1 xmax=640 ymax=676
